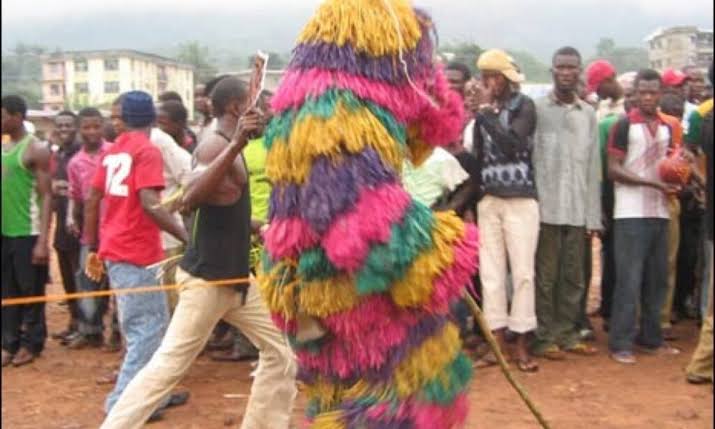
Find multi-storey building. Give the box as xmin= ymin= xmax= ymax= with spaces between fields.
xmin=646 ymin=26 xmax=713 ymax=72
xmin=40 ymin=49 xmax=194 ymax=116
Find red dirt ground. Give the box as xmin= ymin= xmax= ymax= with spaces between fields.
xmin=2 ymin=241 xmax=713 ymax=429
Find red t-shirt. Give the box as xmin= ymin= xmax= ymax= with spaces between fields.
xmin=91 ymin=131 xmax=165 ymax=266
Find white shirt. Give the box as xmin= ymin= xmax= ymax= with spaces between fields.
xmin=613 ymin=122 xmax=671 ymax=220
xmin=682 ymin=101 xmax=697 ymax=135
xmin=462 ymin=119 xmax=475 ymax=154
xmin=150 ymin=128 xmax=192 ymax=250
xmin=402 ymin=147 xmax=470 ymax=207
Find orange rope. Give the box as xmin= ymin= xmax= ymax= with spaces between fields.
xmin=0 ymin=277 xmax=251 ymax=307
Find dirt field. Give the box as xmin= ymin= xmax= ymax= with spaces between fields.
xmin=2 ymin=242 xmax=713 ymax=429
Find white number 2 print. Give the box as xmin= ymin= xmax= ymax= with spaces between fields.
xmin=103 ymin=153 xmax=132 ymax=197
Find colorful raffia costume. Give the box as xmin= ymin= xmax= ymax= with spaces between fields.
xmin=259 ymin=1 xmax=480 ymax=427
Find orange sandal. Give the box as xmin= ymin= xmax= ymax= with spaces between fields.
xmin=565 ymin=342 xmax=598 ymax=356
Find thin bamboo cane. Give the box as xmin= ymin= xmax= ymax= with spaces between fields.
xmin=465 ymin=294 xmax=552 ymax=429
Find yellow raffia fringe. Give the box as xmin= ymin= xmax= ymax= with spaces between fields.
xmin=258 ymin=266 xmax=300 ymax=319
xmin=299 ymin=276 xmax=359 ymax=318
xmin=392 ymin=323 xmax=461 ymax=398
xmin=406 ymin=126 xmax=433 ymax=167
xmin=266 ymin=102 xmax=404 ymax=185
xmin=265 ymin=137 xmax=301 ymax=183
xmin=298 ymin=0 xmax=422 ymax=57
xmin=313 ymin=323 xmax=462 ymax=402
xmin=310 ymin=411 xmax=348 ymax=429
xmin=432 ymin=210 xmax=466 ymax=242
xmin=390 ymin=212 xmax=466 ymax=307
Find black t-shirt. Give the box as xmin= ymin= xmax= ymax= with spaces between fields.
xmin=180 ymin=156 xmax=251 ymax=290
xmin=52 ymin=142 xmax=81 ymax=251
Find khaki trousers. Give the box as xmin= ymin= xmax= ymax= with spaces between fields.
xmin=686 ymin=241 xmax=713 ymax=381
xmin=162 ymin=246 xmax=184 ymax=313
xmin=661 ymin=197 xmax=681 ymax=329
xmin=478 ymin=195 xmax=540 ymax=333
xmin=100 ymin=268 xmax=297 ymax=429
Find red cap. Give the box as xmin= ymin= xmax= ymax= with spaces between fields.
xmin=662 ymin=68 xmax=688 ymax=87
xmin=585 ymin=60 xmax=616 ymax=94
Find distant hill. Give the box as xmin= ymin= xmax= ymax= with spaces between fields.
xmin=2 ymin=1 xmax=713 ymax=66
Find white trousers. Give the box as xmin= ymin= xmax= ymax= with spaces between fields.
xmin=478 ymin=195 xmax=540 ymax=333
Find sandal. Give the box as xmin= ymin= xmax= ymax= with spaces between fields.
xmin=516 ymin=358 xmax=539 ymax=373
xmin=537 ymin=344 xmax=566 ymax=361
xmin=565 ymin=342 xmax=598 ymax=356
xmin=473 ymin=352 xmax=499 ymax=368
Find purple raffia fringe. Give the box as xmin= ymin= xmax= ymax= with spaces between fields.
xmin=269 ymin=148 xmax=396 ymax=233
xmin=289 ymin=36 xmax=433 ymax=84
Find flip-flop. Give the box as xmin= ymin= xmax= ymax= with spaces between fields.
xmin=537 ymin=345 xmax=566 ymax=361
xmin=516 ymin=358 xmax=539 ymax=373
xmin=473 ymin=352 xmax=499 ymax=369
xmin=565 ymin=342 xmax=598 ymax=356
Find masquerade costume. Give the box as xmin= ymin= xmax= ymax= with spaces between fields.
xmin=260 ymin=1 xmax=479 ymax=427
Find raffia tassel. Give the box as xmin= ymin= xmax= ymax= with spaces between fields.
xmin=257 ymin=262 xmax=300 ymax=318
xmin=392 ymin=323 xmax=462 ymax=398
xmin=390 ymin=242 xmax=453 ymax=308
xmin=298 ymin=276 xmax=359 ymax=318
xmin=294 ymin=103 xmax=403 ymax=181
xmin=266 ymin=107 xmax=403 ymax=186
xmin=298 ymin=0 xmax=422 ymax=57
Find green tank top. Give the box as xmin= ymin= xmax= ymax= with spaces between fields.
xmin=2 ymin=134 xmax=41 ymax=237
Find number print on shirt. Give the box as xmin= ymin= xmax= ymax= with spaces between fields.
xmin=103 ymin=153 xmax=132 ymax=197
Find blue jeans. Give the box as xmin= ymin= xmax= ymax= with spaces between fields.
xmin=76 ymin=245 xmax=108 ymax=336
xmin=609 ymin=218 xmax=669 ymax=353
xmin=104 ymin=261 xmax=170 ymax=413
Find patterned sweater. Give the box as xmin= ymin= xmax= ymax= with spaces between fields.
xmin=473 ymin=92 xmax=537 ymax=199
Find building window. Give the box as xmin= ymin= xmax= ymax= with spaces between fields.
xmin=158 ymin=65 xmax=167 ymax=82
xmin=49 ymin=62 xmax=61 ymax=74
xmin=50 ymin=84 xmax=61 ymax=96
xmin=75 ymin=82 xmax=89 ymax=94
xmin=104 ymin=81 xmax=120 ymax=93
xmin=75 ymin=58 xmax=88 ymax=72
xmin=104 ymin=58 xmax=119 ymax=71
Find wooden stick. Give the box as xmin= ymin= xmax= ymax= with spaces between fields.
xmin=465 ymin=295 xmax=552 ymax=429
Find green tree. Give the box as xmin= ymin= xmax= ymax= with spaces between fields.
xmin=177 ymin=41 xmax=218 ymax=84
xmin=507 ymin=50 xmax=551 ymax=83
xmin=439 ymin=42 xmax=484 ymax=76
xmin=589 ymin=38 xmax=649 ymax=74
xmin=440 ymin=43 xmax=550 ymax=83
xmin=1 ymin=42 xmax=45 ymax=108
xmin=596 ymin=38 xmax=617 ymax=57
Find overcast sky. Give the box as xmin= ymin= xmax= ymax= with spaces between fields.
xmin=2 ymin=0 xmax=713 ymax=60
xmin=1 ymin=0 xmax=711 ymax=20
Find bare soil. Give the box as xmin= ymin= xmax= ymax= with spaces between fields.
xmin=2 ymin=241 xmax=712 ymax=429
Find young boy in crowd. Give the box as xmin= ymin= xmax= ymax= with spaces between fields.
xmin=66 ymin=107 xmax=113 ymax=349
